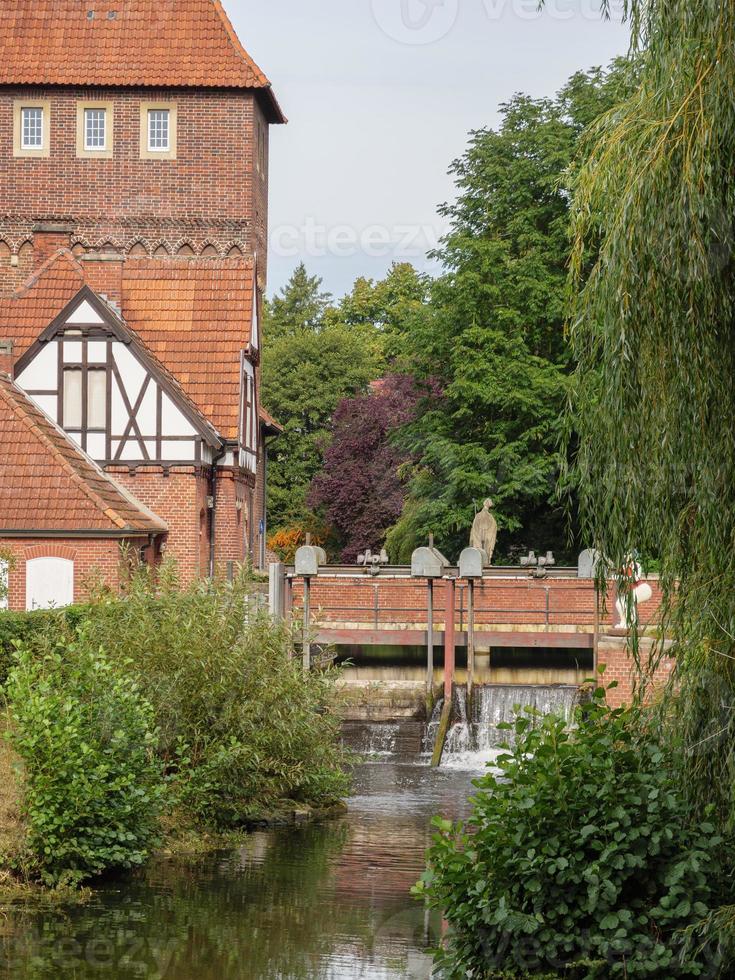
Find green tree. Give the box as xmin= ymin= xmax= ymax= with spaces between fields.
xmin=265 ymin=262 xmax=332 ymax=339
xmin=262 ymin=267 xmax=382 ymax=531
xmin=389 ymin=65 xmax=631 ymax=562
xmin=554 ymin=2 xmax=735 ymax=829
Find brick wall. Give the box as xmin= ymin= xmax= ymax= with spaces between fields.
xmin=109 ymin=465 xmax=209 ymax=584
xmin=0 ymin=84 xmax=269 ymax=293
xmin=0 ymin=537 xmax=135 ymax=610
xmin=290 ymin=574 xmax=664 ymax=632
xmin=596 ymin=634 xmax=676 ymax=708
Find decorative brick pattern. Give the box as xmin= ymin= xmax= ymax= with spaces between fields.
xmin=0 ymin=86 xmax=273 ymax=294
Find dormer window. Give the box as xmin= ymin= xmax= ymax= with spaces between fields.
xmin=148 ymin=109 xmax=169 ymax=151
xmin=85 ymin=108 xmax=106 ymax=151
xmin=140 ymin=103 xmax=177 ymax=160
xmin=22 ymin=108 xmax=44 ymax=149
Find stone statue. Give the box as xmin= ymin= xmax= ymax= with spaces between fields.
xmin=470 ymin=498 xmax=497 ymax=565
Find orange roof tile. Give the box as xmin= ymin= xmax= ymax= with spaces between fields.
xmin=1 ymin=250 xmax=253 ymax=442
xmin=122 ymin=256 xmax=255 ymax=440
xmin=0 ymin=250 xmax=87 ymax=360
xmin=259 ymin=405 xmax=283 ymax=433
xmin=0 ymin=0 xmax=285 ymax=122
xmin=0 ymin=373 xmax=167 ymax=535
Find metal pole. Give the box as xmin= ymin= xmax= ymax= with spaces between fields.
xmin=302 ymin=577 xmax=311 ymax=673
xmin=427 ymin=580 xmax=434 ymax=696
xmin=444 ymin=577 xmax=456 ymax=703
xmin=467 ymin=578 xmax=475 ymax=712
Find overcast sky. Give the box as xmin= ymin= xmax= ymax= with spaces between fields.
xmin=227 ymin=1 xmax=630 ymax=299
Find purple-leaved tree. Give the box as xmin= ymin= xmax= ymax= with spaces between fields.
xmin=309 ymin=375 xmax=423 ymax=562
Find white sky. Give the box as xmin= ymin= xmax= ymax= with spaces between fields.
xmin=226 ymin=1 xmax=630 ymax=298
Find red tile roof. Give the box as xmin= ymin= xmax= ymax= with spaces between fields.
xmin=0 ymin=0 xmax=285 ymax=122
xmin=0 ymin=250 xmax=256 ymax=442
xmin=0 ymin=373 xmax=167 ymax=535
xmin=121 ymin=257 xmax=255 ymax=440
xmin=259 ymin=405 xmax=283 ymax=434
xmin=0 ymin=250 xmax=87 ymax=361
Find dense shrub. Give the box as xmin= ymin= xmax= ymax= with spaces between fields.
xmin=79 ymin=564 xmax=350 ymax=825
xmin=416 ymin=682 xmax=728 ymax=978
xmin=4 ymin=639 xmax=165 ymax=884
xmin=0 ymin=606 xmax=92 ymax=686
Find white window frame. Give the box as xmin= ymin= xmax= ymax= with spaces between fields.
xmin=140 ymin=102 xmax=177 ymax=160
xmin=13 ymin=100 xmax=50 ymax=158
xmin=22 ymin=107 xmax=44 ymax=149
xmin=147 ymin=109 xmax=169 ymax=152
xmin=0 ymin=559 xmax=9 ymax=611
xmin=85 ymin=108 xmax=106 ymax=151
xmin=76 ymin=102 xmax=114 ymax=159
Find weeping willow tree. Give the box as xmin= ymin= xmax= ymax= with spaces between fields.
xmin=558 ymin=0 xmax=735 ymax=825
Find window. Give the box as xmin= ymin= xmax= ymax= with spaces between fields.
xmin=140 ymin=102 xmax=177 ymax=160
xmin=22 ymin=108 xmax=43 ymax=149
xmin=13 ymin=101 xmax=50 ymax=157
xmin=63 ymin=368 xmax=83 ymax=429
xmin=76 ymin=102 xmax=114 ymax=159
xmin=0 ymin=559 xmax=8 ymax=611
xmin=85 ymin=109 xmax=106 ymax=150
xmin=148 ymin=109 xmax=169 ymax=151
xmin=87 ymin=369 xmax=107 ymax=428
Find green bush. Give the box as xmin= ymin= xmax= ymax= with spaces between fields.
xmin=79 ymin=564 xmax=350 ymax=826
xmin=4 ymin=638 xmax=165 ymax=885
xmin=0 ymin=606 xmax=92 ymax=686
xmin=416 ymin=683 xmax=727 ymax=978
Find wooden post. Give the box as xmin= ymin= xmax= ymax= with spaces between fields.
xmin=467 ymin=578 xmax=475 ymax=712
xmin=427 ymin=580 xmax=434 ymax=697
xmin=593 ymin=584 xmax=600 ymax=674
xmin=444 ymin=577 xmax=456 ymax=702
xmin=302 ymin=577 xmax=311 ymax=673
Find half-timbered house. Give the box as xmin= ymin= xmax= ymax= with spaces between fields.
xmin=0 ymin=0 xmax=284 ymax=608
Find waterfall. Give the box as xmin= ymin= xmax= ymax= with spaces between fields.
xmin=422 ymin=698 xmax=444 ymax=755
xmin=342 ymin=721 xmax=424 ymax=759
xmin=439 ymin=684 xmax=579 ymax=770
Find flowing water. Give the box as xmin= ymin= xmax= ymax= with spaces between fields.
xmin=0 ymin=685 xmax=577 ymax=979
xmin=424 ymin=683 xmax=578 ymax=769
xmin=0 ymin=763 xmax=479 ymax=980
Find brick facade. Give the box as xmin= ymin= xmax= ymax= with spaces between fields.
xmin=288 ymin=572 xmax=673 ymax=706
xmin=0 ymin=85 xmax=270 ymax=296
xmin=0 ymin=2 xmax=282 ymax=585
xmin=1 ymin=537 xmax=139 ymax=610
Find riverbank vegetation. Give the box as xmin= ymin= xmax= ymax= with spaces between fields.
xmin=0 ymin=565 xmax=349 ymax=887
xmin=417 ymin=0 xmax=735 ymax=976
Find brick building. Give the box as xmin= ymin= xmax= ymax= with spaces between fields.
xmin=0 ymin=0 xmax=284 ymax=607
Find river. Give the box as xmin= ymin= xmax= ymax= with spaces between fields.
xmin=0 ymin=760 xmax=483 ymax=980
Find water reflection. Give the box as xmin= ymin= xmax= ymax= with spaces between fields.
xmin=0 ymin=763 xmax=478 ymax=980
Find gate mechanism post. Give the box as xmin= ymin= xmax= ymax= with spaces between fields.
xmin=427 ymin=580 xmax=434 ymax=696
xmin=302 ymin=578 xmax=311 ymax=674
xmin=444 ymin=577 xmax=456 ymax=702
xmin=467 ymin=578 xmax=475 ymax=710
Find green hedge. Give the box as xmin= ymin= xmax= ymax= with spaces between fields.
xmin=0 ymin=606 xmax=92 ymax=687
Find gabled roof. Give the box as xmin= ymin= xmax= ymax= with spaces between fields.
xmin=1 ymin=250 xmax=255 ymax=442
xmin=0 ymin=373 xmax=167 ymax=536
xmin=0 ymin=0 xmax=285 ymax=123
xmin=0 ymin=250 xmax=87 ymax=361
xmin=19 ymin=284 xmax=225 ymax=449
